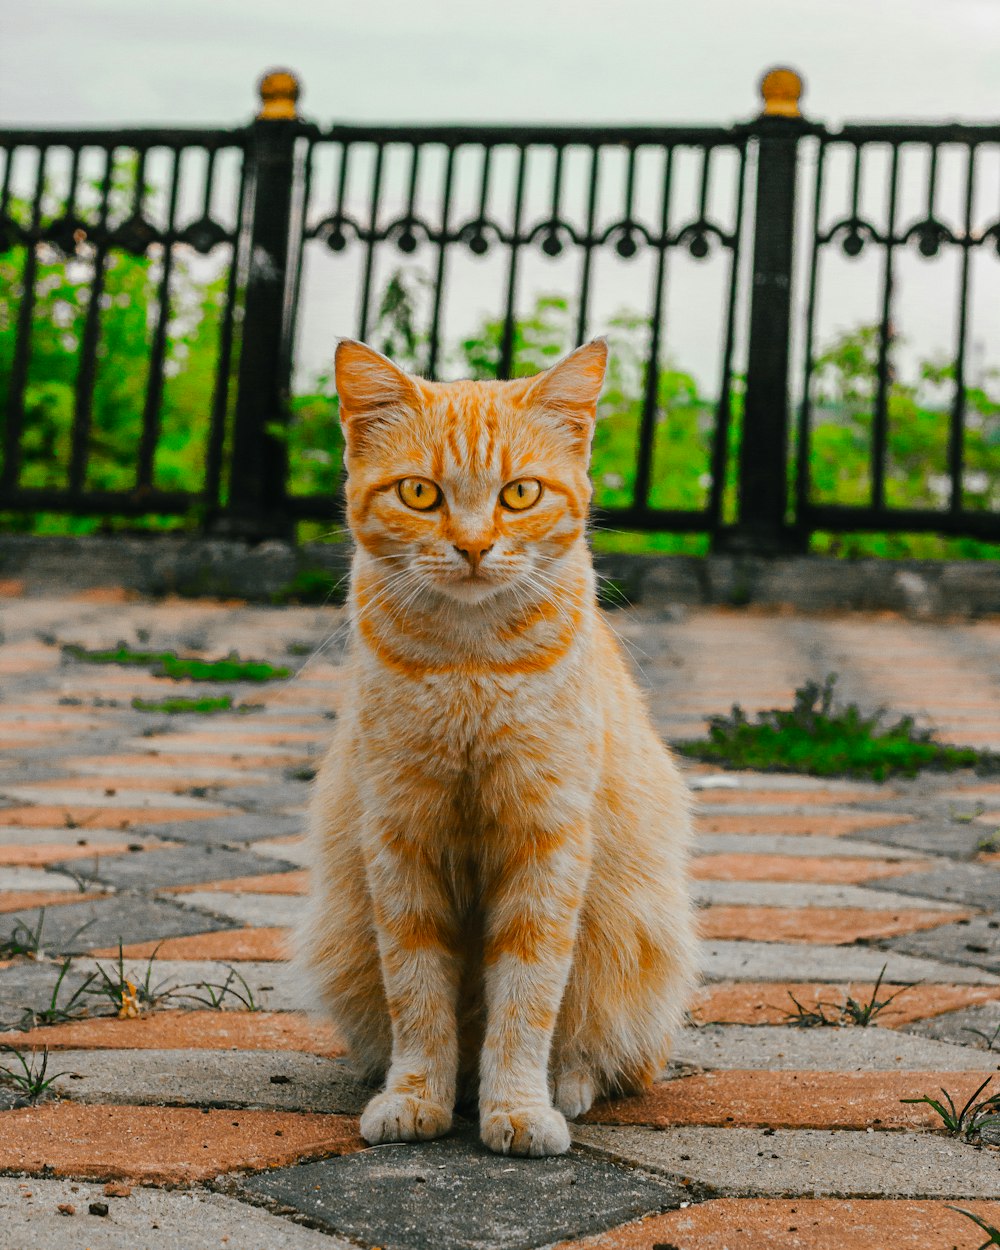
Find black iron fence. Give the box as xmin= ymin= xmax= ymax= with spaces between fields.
xmin=1 ymin=67 xmax=999 ymax=550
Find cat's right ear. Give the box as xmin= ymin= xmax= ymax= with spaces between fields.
xmin=335 ymin=340 xmax=420 ymax=454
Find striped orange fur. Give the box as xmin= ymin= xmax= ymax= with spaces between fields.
xmin=296 ymin=338 xmax=696 ymax=1157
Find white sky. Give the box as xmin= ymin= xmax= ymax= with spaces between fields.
xmin=5 ymin=0 xmax=1000 ymax=129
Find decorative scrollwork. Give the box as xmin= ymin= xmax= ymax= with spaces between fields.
xmin=311 ymin=215 xmax=361 ymax=252
xmin=526 ymin=219 xmax=576 ymax=258
xmin=456 ymin=219 xmax=503 ymax=256
xmin=599 ymin=220 xmax=653 ymax=259
xmin=985 ymin=222 xmax=1000 ymax=257
xmin=109 ymin=215 xmax=159 ymax=255
xmin=673 ymin=220 xmax=730 ymax=260
xmin=820 ymin=218 xmax=883 ymax=258
xmin=385 ymin=217 xmax=431 ymax=254
xmin=43 ymin=215 xmax=89 ymax=256
xmin=179 ymin=216 xmax=229 ymax=254
xmin=902 ymin=217 xmax=955 ymax=257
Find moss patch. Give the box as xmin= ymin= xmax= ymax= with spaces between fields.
xmin=131 ymin=695 xmax=263 ymax=715
xmin=64 ymin=644 xmax=290 ymax=683
xmin=677 ymin=674 xmax=999 ymax=781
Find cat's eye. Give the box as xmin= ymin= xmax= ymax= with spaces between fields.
xmin=500 ymin=479 xmax=542 ymax=511
xmin=397 ymin=478 xmax=441 ymax=511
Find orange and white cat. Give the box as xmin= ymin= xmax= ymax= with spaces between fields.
xmin=296 ymin=338 xmax=696 ymax=1157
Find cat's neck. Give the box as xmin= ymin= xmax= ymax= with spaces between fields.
xmin=348 ymin=543 xmax=596 ymax=677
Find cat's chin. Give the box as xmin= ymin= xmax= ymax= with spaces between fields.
xmin=435 ymin=576 xmax=508 ymax=605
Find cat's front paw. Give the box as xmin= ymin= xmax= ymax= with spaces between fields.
xmin=553 ymin=1069 xmax=595 ymax=1120
xmin=360 ymin=1092 xmax=452 ymax=1144
xmin=480 ymin=1104 xmax=570 ymax=1157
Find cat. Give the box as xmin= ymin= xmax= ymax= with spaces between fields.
xmin=296 ymin=337 xmax=696 ymax=1158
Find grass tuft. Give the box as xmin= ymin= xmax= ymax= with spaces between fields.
xmin=131 ymin=694 xmax=261 ymax=715
xmin=677 ymin=674 xmax=998 ymax=780
xmin=19 ymin=959 xmax=96 ymax=1029
xmin=0 ymin=1045 xmax=65 ymax=1101
xmin=901 ymin=1076 xmax=1000 ymax=1141
xmin=947 ymin=1207 xmax=1000 ymax=1249
xmin=65 ymin=643 xmax=290 ymax=683
xmin=0 ymin=911 xmax=47 ymax=960
xmin=782 ymin=966 xmax=915 ymax=1029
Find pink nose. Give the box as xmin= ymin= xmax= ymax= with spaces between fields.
xmin=453 ymin=543 xmax=494 ymax=571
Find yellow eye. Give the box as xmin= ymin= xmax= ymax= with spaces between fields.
xmin=500 ymin=479 xmax=542 ymax=511
xmin=397 ymin=478 xmax=441 ymax=511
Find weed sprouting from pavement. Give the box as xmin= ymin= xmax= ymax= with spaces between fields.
xmin=88 ymin=943 xmax=175 ymax=1017
xmin=947 ymin=1207 xmax=1000 ymax=1249
xmin=781 ymin=967 xmax=915 ymax=1029
xmin=963 ymin=1021 xmax=1000 ymax=1052
xmin=64 ymin=643 xmax=290 ymax=683
xmin=19 ymin=959 xmax=96 ymax=1029
xmin=0 ymin=912 xmax=47 ymax=960
xmin=179 ymin=966 xmax=261 ymax=1012
xmin=0 ymin=1045 xmax=65 ymax=1101
xmin=677 ymin=674 xmax=999 ymax=779
xmin=902 ymin=1076 xmax=1000 ymax=1141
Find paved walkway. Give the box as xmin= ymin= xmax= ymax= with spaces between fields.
xmin=0 ymin=588 xmax=998 ymax=1249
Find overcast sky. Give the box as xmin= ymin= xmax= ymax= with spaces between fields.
xmin=4 ymin=0 xmax=1000 ymax=129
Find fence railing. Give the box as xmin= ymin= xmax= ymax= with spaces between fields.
xmin=1 ymin=67 xmax=999 ymax=550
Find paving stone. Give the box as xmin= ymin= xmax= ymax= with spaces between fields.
xmin=0 ymin=1177 xmax=353 ymax=1250
xmin=672 ymin=1023 xmax=1000 ymax=1071
xmin=906 ymin=1000 xmax=1000 ymax=1049
xmin=573 ymin=1125 xmax=1000 ymax=1198
xmin=559 ymin=1198 xmax=1000 ymax=1250
xmin=701 ymin=939 xmax=1000 ymax=984
xmin=693 ymin=880 xmax=961 ymax=910
xmin=170 ymin=869 xmax=309 ymax=895
xmin=73 ymin=958 xmax=309 ymax=1012
xmin=0 ymin=896 xmax=237 ymax=957
xmin=693 ymin=833 xmax=926 ymax=860
xmin=695 ymin=812 xmax=913 ymax=837
xmin=174 ymin=890 xmax=303 ymax=928
xmin=97 ymin=926 xmax=290 ymax=961
xmin=50 ymin=846 xmax=298 ymax=891
xmin=884 ymin=915 xmax=1000 ymax=974
xmin=138 ymin=812 xmax=302 ymax=846
xmin=843 ymin=819 xmax=1000 ymax=858
xmin=236 ymin=1127 xmax=688 ymax=1250
xmin=214 ymin=782 xmax=311 ymax=813
xmin=700 ymin=904 xmax=965 ymax=944
xmin=867 ymin=861 xmax=1000 ymax=908
xmin=253 ymin=837 xmax=309 ymax=866
xmin=8 ymin=1009 xmax=344 ymax=1055
xmin=46 ymin=1048 xmax=368 ymax=1112
xmin=691 ymin=982 xmax=1000 ymax=1028
xmin=691 ymin=854 xmax=931 ymax=884
xmin=0 ymin=961 xmax=99 ymax=1031
xmin=0 ymin=1103 xmax=362 ymax=1183
xmin=0 ymin=866 xmax=88 ymax=892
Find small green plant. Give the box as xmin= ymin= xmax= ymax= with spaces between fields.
xmin=270 ymin=568 xmax=347 ymax=606
xmin=963 ymin=1021 xmax=1000 ymax=1052
xmin=948 ymin=1207 xmax=1000 ymax=1249
xmin=131 ymin=695 xmax=261 ymax=715
xmin=0 ymin=911 xmax=47 ymax=960
xmin=677 ymin=674 xmax=998 ymax=780
xmin=87 ymin=944 xmax=174 ymax=1017
xmin=19 ymin=959 xmax=96 ymax=1029
xmin=64 ymin=643 xmax=290 ymax=683
xmin=782 ymin=966 xmax=915 ymax=1028
xmin=179 ymin=966 xmax=261 ymax=1012
xmin=977 ymin=831 xmax=1000 ymax=854
xmin=0 ymin=1045 xmax=65 ymax=1101
xmin=901 ymin=1076 xmax=1000 ymax=1141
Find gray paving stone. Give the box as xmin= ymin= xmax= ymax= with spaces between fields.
xmin=137 ymin=812 xmax=302 ymax=846
xmin=906 ymin=1000 xmax=1000 ymax=1050
xmin=73 ymin=959 xmax=309 ymax=1012
xmin=672 ymin=1023 xmax=1000 ymax=1071
xmin=884 ymin=915 xmax=1000 ymax=974
xmin=701 ymin=939 xmax=1000 ymax=984
xmin=253 ymin=838 xmax=309 ymax=867
xmin=47 ymin=1048 xmax=368 ymax=1112
xmin=691 ymin=834 xmax=926 ymax=860
xmin=842 ymin=819 xmax=999 ymax=858
xmin=236 ymin=1128 xmax=688 ymax=1250
xmin=573 ymin=1125 xmax=1000 ymax=1198
xmin=0 ymin=1177 xmax=351 ymax=1250
xmin=0 ymin=896 xmax=237 ymax=957
xmin=176 ymin=891 xmax=303 ymax=928
xmin=867 ymin=861 xmax=1000 ymax=908
xmin=693 ymin=880 xmax=962 ymax=910
xmin=49 ymin=846 xmax=298 ymax=891
xmin=0 ymin=865 xmax=85 ymax=891
xmin=214 ymin=782 xmax=311 ymax=813
xmin=0 ymin=961 xmax=98 ymax=1031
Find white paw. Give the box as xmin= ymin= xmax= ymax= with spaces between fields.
xmin=480 ymin=1105 xmax=571 ymax=1157
xmin=360 ymin=1091 xmax=452 ymax=1144
xmin=553 ymin=1070 xmax=595 ymax=1120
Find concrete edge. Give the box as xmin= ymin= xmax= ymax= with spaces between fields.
xmin=0 ymin=534 xmax=998 ymax=617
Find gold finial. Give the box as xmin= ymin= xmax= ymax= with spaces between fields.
xmin=759 ymin=67 xmax=804 ymax=118
xmin=257 ymin=69 xmax=301 ymax=121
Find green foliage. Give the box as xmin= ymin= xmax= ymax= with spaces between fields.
xmin=132 ymin=694 xmax=241 ymax=714
xmin=64 ymin=642 xmax=290 ymax=682
xmin=677 ymin=673 xmax=997 ymax=780
xmin=270 ymin=567 xmax=347 ymax=606
xmin=0 ymin=911 xmax=47 ymax=960
xmin=0 ymin=1045 xmax=65 ymax=1101
xmin=902 ymin=1076 xmax=1000 ymax=1142
xmin=947 ymin=1208 xmax=1000 ymax=1250
xmin=781 ymin=965 xmax=915 ymax=1028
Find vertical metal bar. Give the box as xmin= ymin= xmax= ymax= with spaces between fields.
xmin=425 ymin=145 xmax=456 ymax=379
xmin=727 ymin=111 xmax=806 ymax=552
xmin=0 ymin=146 xmax=13 ymax=221
xmin=279 ymin=135 xmax=311 ymax=392
xmin=497 ymin=145 xmax=528 ymax=379
xmin=200 ymin=147 xmax=218 ymax=218
xmin=574 ymin=146 xmax=601 ymax=346
xmin=709 ymin=142 xmax=749 ymax=530
xmin=204 ymin=145 xmax=249 ymax=512
xmin=794 ymin=139 xmax=827 ymax=523
xmin=632 ymin=146 xmax=673 ymax=513
xmin=948 ymin=143 xmax=976 ymax=515
xmin=356 ymin=144 xmax=384 ymax=340
xmin=871 ymin=144 xmax=900 ymax=513
xmin=136 ymin=146 xmax=182 ymax=490
xmin=1 ymin=147 xmax=47 ymax=494
xmin=69 ymin=146 xmax=115 ymax=494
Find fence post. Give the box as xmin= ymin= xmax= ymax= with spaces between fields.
xmin=718 ymin=67 xmax=808 ymax=555
xmin=213 ymin=69 xmax=300 ymax=540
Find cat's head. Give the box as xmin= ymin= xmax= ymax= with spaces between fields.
xmin=335 ymin=340 xmax=608 ymax=604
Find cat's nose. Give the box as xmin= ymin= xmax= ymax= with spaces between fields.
xmin=453 ymin=543 xmax=494 ymax=571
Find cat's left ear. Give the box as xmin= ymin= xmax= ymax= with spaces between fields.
xmin=335 ymin=339 xmax=422 ymax=456
xmin=523 ymin=339 xmax=608 ymax=448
